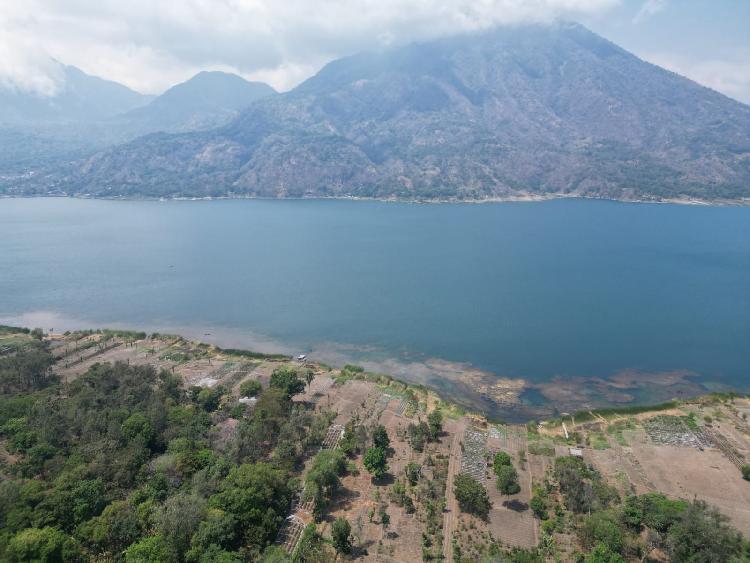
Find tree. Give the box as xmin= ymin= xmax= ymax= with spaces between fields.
xmin=585 ymin=543 xmax=626 ymax=563
xmin=6 ymin=527 xmax=80 ymax=563
xmin=293 ymin=524 xmax=328 ymax=562
xmin=124 ymin=535 xmax=173 ymax=562
xmin=667 ymin=500 xmax=744 ymax=562
xmin=427 ymin=410 xmax=443 ymax=440
xmin=454 ymin=474 xmax=491 ymax=517
xmin=493 ymin=451 xmax=512 ymax=473
xmin=529 ymin=493 xmax=548 ymax=520
xmin=304 ymin=450 xmax=347 ymax=518
xmin=240 ymin=379 xmax=262 ymax=398
xmin=121 ymin=412 xmax=155 ymax=446
xmin=305 ymin=369 xmax=315 ymax=389
xmin=742 ymin=464 xmax=750 ymax=481
xmin=156 ymin=493 xmax=207 ymax=558
xmin=380 ymin=508 xmax=390 ymax=536
xmin=331 ymin=517 xmax=352 ymax=555
xmin=363 ymin=447 xmax=388 ymax=480
xmin=372 ymin=424 xmax=390 ymax=450
xmin=405 ymin=462 xmax=421 ymax=486
xmin=270 ymin=367 xmax=305 ymax=398
xmin=210 ymin=463 xmax=292 ymax=549
xmin=496 ymin=465 xmax=521 ymax=495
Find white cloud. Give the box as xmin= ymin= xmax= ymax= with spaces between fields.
xmin=0 ymin=0 xmax=617 ymax=95
xmin=647 ymin=51 xmax=750 ymax=104
xmin=632 ymin=0 xmax=668 ymax=24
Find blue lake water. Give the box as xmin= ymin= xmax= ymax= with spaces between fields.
xmin=1 ymin=197 xmax=748 ymax=418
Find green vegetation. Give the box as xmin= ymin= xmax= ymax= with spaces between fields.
xmin=239 ymin=379 xmax=262 ymax=398
xmin=331 ymin=517 xmax=352 ymax=555
xmin=269 ymin=366 xmax=305 ymax=398
xmin=303 ymin=450 xmax=347 ymax=518
xmin=217 ymin=347 xmax=289 ymax=361
xmin=363 ymin=446 xmax=388 ymax=480
xmin=0 ymin=336 xmax=332 ymax=562
xmin=493 ymin=452 xmax=521 ymax=495
xmin=543 ymin=456 xmax=750 ymax=561
xmin=454 ymin=474 xmax=490 ymax=518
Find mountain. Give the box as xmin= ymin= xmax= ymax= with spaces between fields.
xmin=118 ymin=71 xmax=276 ymax=134
xmin=0 ymin=64 xmax=152 ymax=124
xmin=12 ymin=23 xmax=750 ymax=201
xmin=0 ymin=68 xmax=275 ymax=174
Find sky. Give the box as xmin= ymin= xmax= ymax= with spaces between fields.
xmin=0 ymin=0 xmax=748 ymax=103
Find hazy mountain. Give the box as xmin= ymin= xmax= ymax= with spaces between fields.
xmin=0 ymin=64 xmax=152 ymax=124
xmin=118 ymin=71 xmax=276 ymax=134
xmin=11 ymin=23 xmax=750 ymax=201
xmin=0 ymin=68 xmax=275 ymax=173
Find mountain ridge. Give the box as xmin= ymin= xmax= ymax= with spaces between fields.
xmin=6 ymin=23 xmax=750 ymax=201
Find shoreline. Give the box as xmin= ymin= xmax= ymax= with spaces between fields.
xmin=2 ymin=311 xmax=736 ymax=422
xmin=2 ymin=192 xmax=750 ymax=207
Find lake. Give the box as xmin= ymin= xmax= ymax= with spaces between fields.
xmin=1 ymin=197 xmax=748 ymax=420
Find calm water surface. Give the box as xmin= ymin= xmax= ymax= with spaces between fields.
xmin=1 ymin=198 xmax=748 ymax=416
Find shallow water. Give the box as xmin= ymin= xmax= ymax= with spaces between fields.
xmin=1 ymin=197 xmax=748 ymax=418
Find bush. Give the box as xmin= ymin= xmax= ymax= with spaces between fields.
xmin=239 ymin=379 xmax=262 ymax=398
xmin=741 ymin=464 xmax=750 ymax=481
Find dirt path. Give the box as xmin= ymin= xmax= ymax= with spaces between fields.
xmin=442 ymin=417 xmax=467 ymax=562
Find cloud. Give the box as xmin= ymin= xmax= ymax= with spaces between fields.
xmin=632 ymin=0 xmax=668 ymax=24
xmin=647 ymin=51 xmax=750 ymax=104
xmin=0 ymin=0 xmax=617 ymax=95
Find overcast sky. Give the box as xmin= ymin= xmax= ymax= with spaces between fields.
xmin=1 ymin=0 xmax=748 ymax=103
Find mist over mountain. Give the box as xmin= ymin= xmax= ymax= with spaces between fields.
xmin=0 ymin=68 xmax=275 ymax=172
xmin=6 ymin=23 xmax=750 ymax=201
xmin=0 ymin=64 xmax=152 ymax=124
xmin=116 ymin=71 xmax=276 ymax=134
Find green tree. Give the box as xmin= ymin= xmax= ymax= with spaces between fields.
xmin=742 ymin=464 xmax=750 ymax=481
xmin=363 ymin=447 xmax=388 ymax=480
xmin=156 ymin=493 xmax=207 ymax=558
xmin=493 ymin=451 xmax=512 ymax=473
xmin=667 ymin=500 xmax=744 ymax=562
xmin=292 ymin=524 xmax=327 ymax=562
xmin=372 ymin=424 xmax=390 ymax=450
xmin=453 ymin=474 xmax=491 ymax=518
xmin=210 ymin=463 xmax=292 ymax=549
xmin=331 ymin=517 xmax=352 ymax=555
xmin=585 ymin=543 xmax=626 ymax=563
xmin=304 ymin=450 xmax=347 ymax=518
xmin=240 ymin=379 xmax=262 ymax=398
xmin=77 ymin=500 xmax=141 ymax=556
xmin=124 ymin=535 xmax=173 ymax=562
xmin=270 ymin=367 xmax=305 ymax=398
xmin=579 ymin=512 xmax=625 ymax=555
xmin=121 ymin=412 xmax=155 ymax=446
xmin=6 ymin=527 xmax=80 ymax=563
xmin=496 ymin=464 xmax=521 ymax=495
xmin=529 ymin=493 xmax=548 ymax=520
xmin=427 ymin=410 xmax=443 ymax=440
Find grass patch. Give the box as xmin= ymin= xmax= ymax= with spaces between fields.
xmin=528 ymin=442 xmax=556 ymax=456
xmin=590 ymin=432 xmax=610 ymax=450
xmin=218 ymin=347 xmax=289 ymax=361
xmin=572 ymin=400 xmax=680 ymax=422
